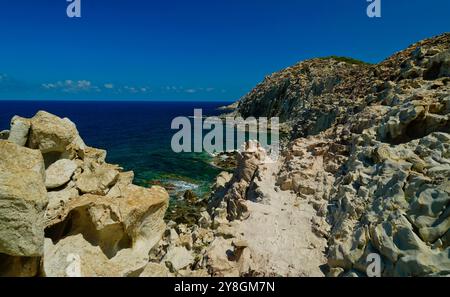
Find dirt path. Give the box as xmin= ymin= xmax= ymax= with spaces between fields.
xmin=234 ymin=161 xmax=328 ymax=276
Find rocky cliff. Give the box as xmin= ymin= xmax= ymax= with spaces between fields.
xmin=236 ymin=33 xmax=450 ymax=139
xmin=225 ymin=33 xmax=450 ymax=276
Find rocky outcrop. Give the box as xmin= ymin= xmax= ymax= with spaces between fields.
xmin=147 ymin=140 xmax=327 ymax=277
xmin=235 ymin=57 xmax=376 ymax=138
xmin=28 ymin=111 xmax=86 ymax=165
xmin=0 ymin=141 xmax=47 ymax=276
xmin=146 ymin=33 xmax=449 ymax=278
xmin=75 ymin=163 xmax=120 ymax=195
xmin=8 ymin=116 xmax=30 ymax=146
xmin=236 ymin=34 xmax=450 ymax=139
xmin=43 ymin=186 xmax=168 ymax=276
xmin=324 ymin=35 xmax=450 ymax=277
xmin=215 ymin=141 xmax=269 ymax=221
xmin=327 ymin=113 xmax=450 ymax=276
xmin=0 ymin=111 xmax=169 ymax=277
xmin=229 ymin=33 xmax=450 ymax=277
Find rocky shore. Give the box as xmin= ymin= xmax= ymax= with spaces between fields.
xmin=0 ymin=33 xmax=449 ymax=277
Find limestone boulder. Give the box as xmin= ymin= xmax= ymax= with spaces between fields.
xmin=198 ymin=211 xmax=212 ymax=228
xmin=29 ymin=111 xmax=85 ymax=157
xmin=163 ymin=246 xmax=194 ymax=272
xmin=0 ymin=140 xmax=45 ymax=179
xmin=43 ymin=235 xmax=110 ymax=276
xmin=106 ymin=171 xmax=134 ymax=198
xmin=205 ymin=237 xmax=238 ymax=277
xmin=328 ymin=129 xmax=450 ymax=276
xmin=75 ymin=164 xmax=120 ymax=195
xmin=0 ymin=141 xmax=47 ymax=257
xmin=46 ymin=186 xmax=79 ymax=222
xmin=423 ymin=49 xmax=450 ymax=79
xmin=80 ymin=146 xmax=107 ymax=166
xmin=213 ymin=141 xmax=268 ymax=221
xmin=42 ymin=234 xmax=149 ymax=277
xmin=116 ymin=185 xmax=169 ymax=249
xmin=8 ymin=116 xmax=30 ymax=146
xmin=45 ymin=159 xmax=78 ymax=189
xmin=192 ymin=227 xmax=215 ymax=251
xmin=43 ymin=185 xmax=169 ymax=276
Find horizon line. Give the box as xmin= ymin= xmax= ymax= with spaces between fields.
xmin=0 ymin=99 xmax=236 ymax=103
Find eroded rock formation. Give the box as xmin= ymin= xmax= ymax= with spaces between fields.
xmin=231 ymin=33 xmax=450 ymax=276
xmin=0 ymin=111 xmax=169 ymax=276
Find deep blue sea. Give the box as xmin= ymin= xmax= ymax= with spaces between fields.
xmin=0 ymin=101 xmax=231 ymax=201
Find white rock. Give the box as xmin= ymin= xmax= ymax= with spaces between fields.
xmin=8 ymin=116 xmax=30 ymax=146
xmin=76 ymin=165 xmax=119 ymax=195
xmin=163 ymin=246 xmax=194 ymax=272
xmin=46 ymin=187 xmax=79 ymax=220
xmin=45 ymin=159 xmax=78 ymax=189
xmin=0 ymin=141 xmax=47 ymax=257
xmin=198 ymin=211 xmax=212 ymax=228
xmin=29 ymin=111 xmax=81 ymax=154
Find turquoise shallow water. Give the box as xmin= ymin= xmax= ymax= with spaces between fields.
xmin=0 ymin=101 xmax=230 ymax=201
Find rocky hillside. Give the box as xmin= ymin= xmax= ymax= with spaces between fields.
xmin=236 ymin=33 xmax=450 ymax=139
xmin=230 ymin=33 xmax=450 ymax=276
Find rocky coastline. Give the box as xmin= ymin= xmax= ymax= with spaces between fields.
xmin=0 ymin=33 xmax=449 ymax=277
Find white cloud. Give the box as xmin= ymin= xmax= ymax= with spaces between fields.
xmin=41 ymin=79 xmax=222 ymax=96
xmin=42 ymin=80 xmax=99 ymax=93
xmin=124 ymin=86 xmax=138 ymax=93
xmin=164 ymin=86 xmax=182 ymax=92
xmin=76 ymin=80 xmax=92 ymax=90
xmin=119 ymin=85 xmax=152 ymax=94
xmin=161 ymin=86 xmax=221 ymax=94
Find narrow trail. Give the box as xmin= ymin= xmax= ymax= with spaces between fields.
xmin=234 ymin=160 xmax=327 ymax=276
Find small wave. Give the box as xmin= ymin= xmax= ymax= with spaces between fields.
xmin=169 ymin=180 xmax=199 ymax=192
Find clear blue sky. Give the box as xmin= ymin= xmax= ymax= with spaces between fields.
xmin=0 ymin=0 xmax=448 ymax=101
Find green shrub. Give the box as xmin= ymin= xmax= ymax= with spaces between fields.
xmin=319 ymin=56 xmax=371 ymax=65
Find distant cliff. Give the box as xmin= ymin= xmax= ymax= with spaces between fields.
xmin=235 ymin=33 xmax=450 ymax=138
